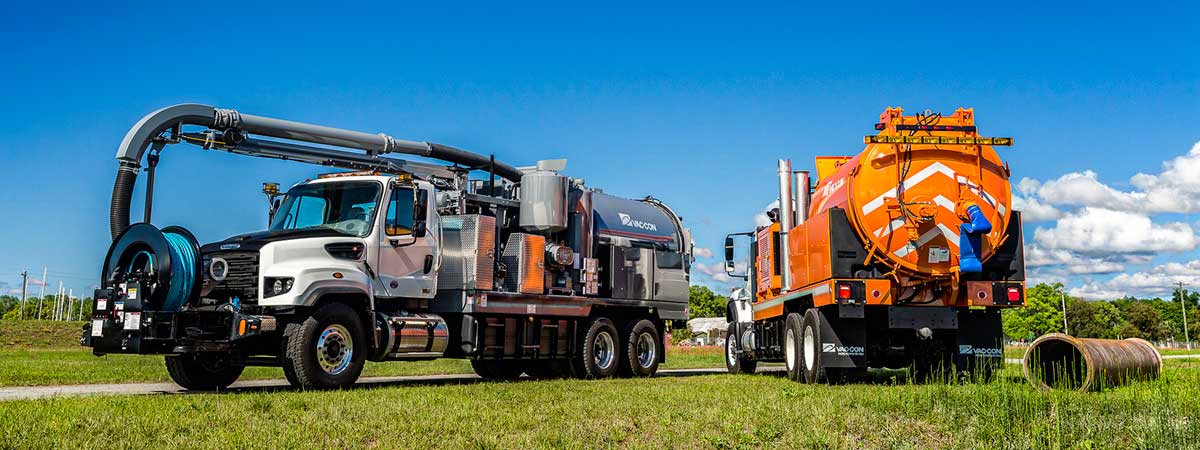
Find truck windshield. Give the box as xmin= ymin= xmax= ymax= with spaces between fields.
xmin=269 ymin=181 xmax=381 ymax=237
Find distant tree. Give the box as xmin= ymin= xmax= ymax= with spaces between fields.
xmin=688 ymin=285 xmax=727 ymax=320
xmin=1125 ymin=302 xmax=1168 ymax=341
xmin=1002 ymin=283 xmax=1065 ymax=341
xmin=1064 ymin=297 xmax=1122 ymax=339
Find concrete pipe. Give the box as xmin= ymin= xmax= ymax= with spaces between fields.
xmin=1022 ymin=333 xmax=1162 ymax=391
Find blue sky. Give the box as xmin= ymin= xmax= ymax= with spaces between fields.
xmin=0 ymin=2 xmax=1196 ymax=299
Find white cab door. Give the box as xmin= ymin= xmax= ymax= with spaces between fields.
xmin=375 ymin=185 xmax=438 ymax=299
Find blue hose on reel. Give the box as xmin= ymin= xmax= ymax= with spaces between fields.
xmin=161 ymin=231 xmax=198 ymax=311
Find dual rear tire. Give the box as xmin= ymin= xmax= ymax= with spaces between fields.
xmin=571 ymin=317 xmax=661 ymax=379
xmin=165 ymin=353 xmax=245 ymax=390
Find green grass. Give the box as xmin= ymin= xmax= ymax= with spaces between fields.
xmin=0 ymin=362 xmax=1196 ymax=449
xmin=0 ymin=320 xmax=88 ymax=349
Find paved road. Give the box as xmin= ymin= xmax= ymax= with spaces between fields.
xmin=3 ymin=355 xmax=1196 ymax=402
xmin=0 ymin=368 xmax=728 ymax=402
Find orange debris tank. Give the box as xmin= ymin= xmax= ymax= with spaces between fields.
xmin=724 ymin=107 xmax=1025 ymax=384
xmin=810 ymin=107 xmax=1013 ymax=281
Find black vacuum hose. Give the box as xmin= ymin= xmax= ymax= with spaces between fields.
xmin=110 ymin=160 xmax=139 ymax=239
xmin=428 ymin=143 xmax=523 ymax=182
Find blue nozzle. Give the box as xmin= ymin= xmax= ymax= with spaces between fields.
xmin=959 ymin=205 xmax=992 ymax=273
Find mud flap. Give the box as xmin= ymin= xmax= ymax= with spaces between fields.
xmin=817 ymin=306 xmax=866 ymax=368
xmin=955 ymin=309 xmax=1004 ymax=374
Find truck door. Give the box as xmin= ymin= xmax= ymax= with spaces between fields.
xmin=376 ymin=184 xmax=438 ymax=299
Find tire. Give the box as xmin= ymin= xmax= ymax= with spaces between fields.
xmin=571 ymin=317 xmax=620 ymax=379
xmin=784 ymin=313 xmax=804 ymax=382
xmin=164 ymin=353 xmax=245 ymax=390
xmin=280 ymin=303 xmax=367 ymax=389
xmin=725 ymin=322 xmax=757 ymax=375
xmin=799 ymin=309 xmax=829 ymax=384
xmin=471 ymin=359 xmax=523 ymax=380
xmin=618 ymin=319 xmax=661 ymax=377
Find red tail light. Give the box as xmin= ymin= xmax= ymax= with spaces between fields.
xmin=837 ymin=284 xmax=853 ymax=300
xmin=1007 ymin=287 xmax=1020 ymax=302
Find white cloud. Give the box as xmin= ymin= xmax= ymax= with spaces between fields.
xmin=1030 ymin=141 xmax=1200 ymax=214
xmin=1033 ymin=207 xmax=1196 ymax=254
xmin=1011 ymin=195 xmax=1061 ymax=222
xmin=1025 ymin=243 xmax=1125 ymax=275
xmin=693 ymin=247 xmax=714 ymax=259
xmin=692 ymin=262 xmax=732 ymax=283
xmin=1069 ymin=259 xmax=1200 ymax=299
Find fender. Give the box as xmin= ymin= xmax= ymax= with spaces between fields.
xmin=726 ymin=287 xmax=754 ymax=323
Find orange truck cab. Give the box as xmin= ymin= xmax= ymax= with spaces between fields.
xmin=722 ymin=107 xmax=1025 ymax=383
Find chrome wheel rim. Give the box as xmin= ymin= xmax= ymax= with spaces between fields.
xmin=726 ymin=333 xmax=738 ymax=367
xmin=594 ymin=331 xmax=615 ymax=370
xmin=785 ymin=330 xmax=796 ymax=371
xmin=636 ymin=332 xmax=656 ymax=369
xmin=316 ymin=324 xmax=353 ymax=376
xmin=803 ymin=325 xmax=816 ymax=371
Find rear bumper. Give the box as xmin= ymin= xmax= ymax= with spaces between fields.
xmin=82 ymin=308 xmax=275 ymax=355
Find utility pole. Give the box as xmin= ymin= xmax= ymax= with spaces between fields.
xmin=1178 ymin=282 xmax=1191 ymax=351
xmin=1061 ymin=290 xmax=1069 ymax=335
xmin=37 ymin=267 xmax=46 ymax=320
xmin=67 ymin=288 xmax=73 ymax=322
xmin=18 ymin=270 xmax=28 ymax=320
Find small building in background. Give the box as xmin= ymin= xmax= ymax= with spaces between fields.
xmin=687 ymin=317 xmax=729 ymax=346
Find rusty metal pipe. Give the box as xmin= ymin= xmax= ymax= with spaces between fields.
xmin=1022 ymin=333 xmax=1162 ymax=391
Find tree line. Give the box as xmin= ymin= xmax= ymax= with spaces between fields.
xmin=1002 ymin=282 xmax=1200 ymax=343
xmin=0 ymin=295 xmax=93 ymax=321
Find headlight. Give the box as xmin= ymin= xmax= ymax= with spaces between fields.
xmin=264 ymin=277 xmax=294 ymax=298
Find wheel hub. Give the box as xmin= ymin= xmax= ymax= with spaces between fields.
xmin=803 ymin=325 xmax=816 ymax=370
xmin=316 ymin=324 xmax=354 ymax=376
xmin=636 ymin=332 xmax=656 ymax=368
xmin=594 ymin=332 xmax=615 ymax=370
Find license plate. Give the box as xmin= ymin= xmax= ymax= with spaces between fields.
xmin=91 ymin=319 xmax=104 ymax=337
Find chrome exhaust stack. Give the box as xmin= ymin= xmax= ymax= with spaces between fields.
xmin=777 ymin=159 xmax=794 ymax=291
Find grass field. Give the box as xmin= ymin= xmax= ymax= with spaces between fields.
xmin=0 ymin=361 xmax=1197 ymax=448
xmin=1 ymin=321 xmax=1199 ymax=448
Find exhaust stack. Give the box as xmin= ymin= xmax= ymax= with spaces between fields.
xmin=777 ymin=159 xmax=794 ymax=291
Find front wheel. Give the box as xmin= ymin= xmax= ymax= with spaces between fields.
xmin=280 ymin=303 xmax=367 ymax=389
xmin=725 ymin=322 xmax=757 ymax=375
xmin=165 ymin=353 xmax=245 ymax=390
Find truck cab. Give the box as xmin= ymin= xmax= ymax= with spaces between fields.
xmin=201 ymin=174 xmax=439 ymax=312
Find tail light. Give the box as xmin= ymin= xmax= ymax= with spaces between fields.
xmin=325 ymin=242 xmax=365 ymax=260
xmin=1007 ymin=287 xmax=1021 ymax=302
xmin=837 ymin=283 xmax=853 ymax=300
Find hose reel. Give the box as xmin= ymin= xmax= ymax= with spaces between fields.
xmin=102 ymin=223 xmax=202 ymax=312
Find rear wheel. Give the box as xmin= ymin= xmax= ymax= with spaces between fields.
xmin=280 ymin=303 xmax=367 ymax=389
xmin=618 ymin=319 xmax=661 ymax=377
xmin=799 ymin=309 xmax=829 ymax=384
xmin=571 ymin=317 xmax=620 ymax=378
xmin=784 ymin=313 xmax=804 ymax=382
xmin=165 ymin=353 xmax=245 ymax=390
xmin=725 ymin=322 xmax=757 ymax=374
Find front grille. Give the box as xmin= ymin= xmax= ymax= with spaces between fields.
xmin=208 ymin=251 xmax=259 ymax=303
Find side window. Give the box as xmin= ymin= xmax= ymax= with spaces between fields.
xmin=289 ymin=195 xmax=328 ymax=229
xmin=386 ymin=188 xmax=415 ymax=236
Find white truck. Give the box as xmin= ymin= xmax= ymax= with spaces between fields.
xmin=84 ymin=104 xmax=693 ymax=389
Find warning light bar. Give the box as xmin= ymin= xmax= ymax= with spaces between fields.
xmin=874 ymin=123 xmax=977 ymax=132
xmin=864 ymin=135 xmax=1013 ymax=146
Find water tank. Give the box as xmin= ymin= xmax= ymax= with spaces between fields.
xmin=519 ymin=160 xmax=569 ymax=232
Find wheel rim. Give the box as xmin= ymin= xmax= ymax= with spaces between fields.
xmin=785 ymin=330 xmax=796 ymax=371
xmin=316 ymin=324 xmax=354 ymax=376
xmin=594 ymin=331 xmax=615 ymax=370
xmin=803 ymin=325 xmax=816 ymax=370
xmin=636 ymin=332 xmax=656 ymax=369
xmin=727 ymin=333 xmax=738 ymax=367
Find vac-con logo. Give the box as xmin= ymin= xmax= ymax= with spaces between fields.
xmin=959 ymin=345 xmax=1003 ymax=358
xmin=821 ymin=343 xmax=864 ymax=356
xmin=618 ymin=213 xmax=658 ymax=231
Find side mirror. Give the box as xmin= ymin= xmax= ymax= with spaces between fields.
xmin=413 ymin=189 xmax=429 ymax=238
xmin=724 ymin=233 xmax=750 ymax=279
xmin=724 ymin=236 xmax=735 ymax=262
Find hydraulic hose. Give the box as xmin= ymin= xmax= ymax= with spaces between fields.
xmin=161 ymin=230 xmax=198 ymax=311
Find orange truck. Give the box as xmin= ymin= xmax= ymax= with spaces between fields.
xmin=722 ymin=107 xmax=1025 ymax=383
